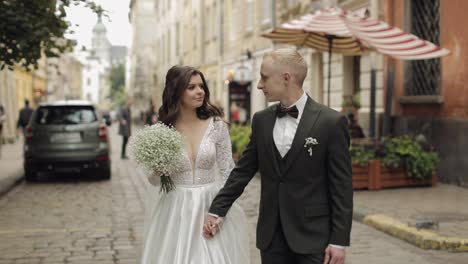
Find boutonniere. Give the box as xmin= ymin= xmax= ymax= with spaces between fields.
xmin=304 ymin=137 xmax=319 ymax=156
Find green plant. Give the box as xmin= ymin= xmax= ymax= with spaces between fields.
xmin=0 ymin=0 xmax=104 ymax=70
xmin=341 ymin=94 xmax=361 ymax=109
xmin=229 ymin=124 xmax=251 ymax=156
xmin=108 ymin=63 xmax=126 ymax=108
xmin=110 ymin=89 xmax=126 ymax=110
xmin=350 ymin=145 xmax=375 ymax=167
xmin=381 ymin=136 xmax=439 ymax=179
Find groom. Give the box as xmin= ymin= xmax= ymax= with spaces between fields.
xmin=205 ymin=48 xmax=353 ymax=264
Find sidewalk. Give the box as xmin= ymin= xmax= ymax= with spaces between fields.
xmin=0 ymin=139 xmax=24 ymax=197
xmin=354 ymin=184 xmax=468 ymax=251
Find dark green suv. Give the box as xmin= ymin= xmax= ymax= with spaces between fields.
xmin=24 ymin=100 xmax=111 ymax=180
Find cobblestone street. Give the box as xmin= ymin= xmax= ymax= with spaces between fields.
xmin=0 ymin=126 xmax=467 ymax=263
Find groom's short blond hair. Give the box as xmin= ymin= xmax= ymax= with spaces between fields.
xmin=263 ymin=48 xmax=308 ymax=86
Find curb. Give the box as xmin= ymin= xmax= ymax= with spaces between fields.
xmin=0 ymin=173 xmax=24 ymax=198
xmin=353 ymin=208 xmax=468 ymax=252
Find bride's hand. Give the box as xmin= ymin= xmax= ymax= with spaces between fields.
xmin=203 ymin=215 xmax=224 ymax=239
xmin=202 ymin=223 xmax=214 ymax=239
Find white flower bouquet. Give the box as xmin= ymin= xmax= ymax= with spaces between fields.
xmin=130 ymin=122 xmax=183 ymax=193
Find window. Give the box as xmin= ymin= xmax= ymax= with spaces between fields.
xmin=246 ymin=0 xmax=254 ymax=33
xmin=35 ymin=106 xmax=97 ymax=125
xmin=176 ymin=22 xmax=180 ymax=56
xmin=167 ymin=31 xmax=171 ymax=63
xmin=205 ymin=7 xmax=211 ymax=42
xmin=193 ymin=15 xmax=198 ymax=49
xmin=288 ymin=0 xmax=298 ymax=7
xmin=183 ymin=23 xmax=188 ymax=54
xmin=212 ymin=2 xmax=218 ymax=40
xmin=406 ymin=0 xmax=441 ymax=96
xmin=230 ymin=1 xmax=237 ymax=41
xmin=162 ymin=34 xmax=166 ymax=64
xmin=158 ymin=39 xmax=161 ymax=63
xmin=263 ymin=0 xmax=272 ymax=25
xmin=141 ymin=1 xmax=154 ymax=14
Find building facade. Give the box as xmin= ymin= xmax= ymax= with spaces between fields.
xmin=0 ymin=70 xmax=17 ymax=142
xmin=383 ymin=0 xmax=468 ymax=186
xmin=47 ymin=53 xmax=83 ymax=102
xmin=135 ymin=0 xmax=383 ymax=132
xmin=0 ymin=55 xmax=48 ymax=142
xmin=80 ymin=15 xmax=127 ymax=109
xmin=128 ymin=0 xmax=158 ymax=117
xmin=80 ymin=52 xmax=107 ymax=105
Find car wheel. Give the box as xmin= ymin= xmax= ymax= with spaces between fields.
xmin=25 ymin=169 xmax=37 ymax=181
xmin=101 ymin=168 xmax=111 ymax=180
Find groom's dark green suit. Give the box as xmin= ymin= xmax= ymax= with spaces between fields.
xmin=209 ymin=96 xmax=353 ymax=256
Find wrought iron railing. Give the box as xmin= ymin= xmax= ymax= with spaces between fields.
xmin=406 ymin=0 xmax=441 ymax=96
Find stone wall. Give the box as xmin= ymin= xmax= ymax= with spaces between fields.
xmin=392 ymin=116 xmax=468 ymax=187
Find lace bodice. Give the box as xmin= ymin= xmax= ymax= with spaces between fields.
xmin=171 ymin=118 xmax=235 ymax=186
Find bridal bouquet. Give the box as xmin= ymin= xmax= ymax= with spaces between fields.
xmin=130 ymin=122 xmax=183 ymax=193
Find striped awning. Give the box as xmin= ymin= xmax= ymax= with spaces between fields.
xmin=262 ymin=7 xmax=450 ymax=60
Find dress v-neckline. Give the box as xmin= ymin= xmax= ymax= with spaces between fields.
xmin=182 ymin=117 xmax=213 ymax=173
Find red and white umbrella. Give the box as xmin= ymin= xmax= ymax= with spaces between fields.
xmin=262 ymin=7 xmax=450 ymax=137
xmin=262 ymin=7 xmax=449 ymax=59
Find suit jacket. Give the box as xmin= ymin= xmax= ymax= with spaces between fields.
xmin=118 ymin=106 xmax=131 ymax=137
xmin=209 ymin=96 xmax=353 ymax=254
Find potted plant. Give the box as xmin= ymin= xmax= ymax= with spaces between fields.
xmin=350 ymin=144 xmax=375 ymax=189
xmin=350 ymin=135 xmax=439 ymax=190
xmin=375 ymin=136 xmax=439 ymax=189
xmin=229 ymin=124 xmax=251 ymax=162
xmin=341 ymin=94 xmax=361 ymax=117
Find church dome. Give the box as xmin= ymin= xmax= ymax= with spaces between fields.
xmin=93 ymin=15 xmax=107 ymax=33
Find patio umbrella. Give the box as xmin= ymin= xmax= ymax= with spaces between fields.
xmin=262 ymin=7 xmax=449 ymax=137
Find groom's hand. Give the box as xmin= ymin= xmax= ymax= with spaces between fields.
xmin=324 ymin=245 xmax=345 ymax=264
xmin=202 ymin=215 xmax=224 ymax=239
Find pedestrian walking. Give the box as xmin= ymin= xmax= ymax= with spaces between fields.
xmin=0 ymin=102 xmax=5 ymax=159
xmin=16 ymin=99 xmax=34 ymax=137
xmin=117 ymin=98 xmax=132 ymax=159
xmin=145 ymin=99 xmax=158 ymax=125
xmin=346 ymin=112 xmax=365 ymax=139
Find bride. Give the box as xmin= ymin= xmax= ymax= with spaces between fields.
xmin=140 ymin=65 xmax=250 ymax=264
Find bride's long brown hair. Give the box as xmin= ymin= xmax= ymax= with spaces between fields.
xmin=158 ymin=65 xmax=223 ymax=126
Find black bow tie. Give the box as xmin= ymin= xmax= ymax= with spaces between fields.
xmin=276 ymin=105 xmax=299 ymax=119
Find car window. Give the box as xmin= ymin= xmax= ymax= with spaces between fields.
xmin=35 ymin=106 xmax=97 ymax=125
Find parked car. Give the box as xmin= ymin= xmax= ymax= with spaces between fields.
xmin=23 ymin=100 xmax=111 ymax=180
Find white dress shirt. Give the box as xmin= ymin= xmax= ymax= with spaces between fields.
xmin=273 ymin=92 xmax=308 ymax=158
xmin=273 ymin=91 xmax=344 ymax=249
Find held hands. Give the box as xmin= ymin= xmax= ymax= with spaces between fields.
xmin=202 ymin=215 xmax=224 ymax=239
xmin=324 ymin=245 xmax=345 ymax=264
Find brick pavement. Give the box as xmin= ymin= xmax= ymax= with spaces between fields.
xmin=354 ymin=184 xmax=468 ymax=239
xmin=240 ymin=176 xmax=468 ymax=264
xmin=0 ymin=125 xmax=467 ymax=263
xmin=0 ymin=130 xmax=142 ymax=264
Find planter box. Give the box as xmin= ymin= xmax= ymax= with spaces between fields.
xmin=352 ymin=160 xmax=437 ymax=190
xmin=351 ymin=164 xmax=371 ymax=189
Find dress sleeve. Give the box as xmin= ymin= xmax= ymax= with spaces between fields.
xmin=215 ymin=120 xmax=235 ymax=183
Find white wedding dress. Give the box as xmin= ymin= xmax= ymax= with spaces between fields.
xmin=140 ymin=118 xmax=250 ymax=264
